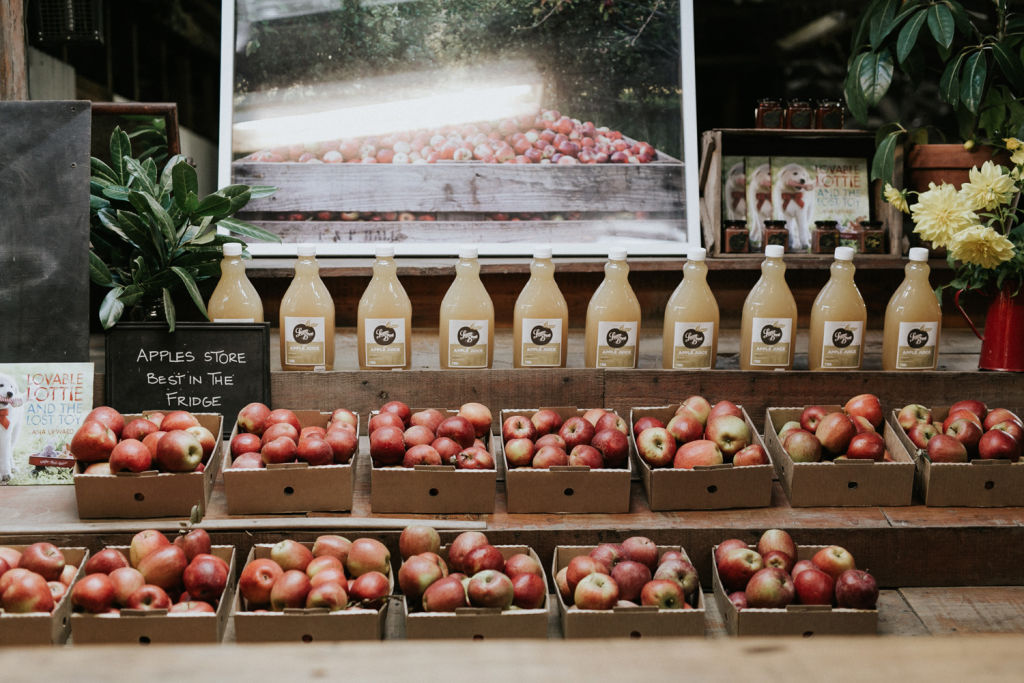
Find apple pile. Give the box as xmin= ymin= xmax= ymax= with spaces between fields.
xmin=69 ymin=529 xmax=226 ymax=615
xmin=555 ymin=537 xmax=699 ymax=611
xmin=369 ymin=400 xmax=495 ymax=470
xmin=399 ymin=527 xmax=545 ymax=613
xmin=897 ymin=400 xmax=1023 ymax=463
xmin=777 ymin=394 xmax=888 ymax=463
xmin=238 ymin=535 xmax=391 ymax=612
xmin=0 ymin=543 xmax=77 ymax=614
xmin=715 ymin=529 xmax=878 ymax=611
xmin=502 ymin=408 xmax=629 ymax=470
xmin=71 ymin=407 xmax=216 ymax=475
xmin=633 ymin=397 xmax=768 ymax=469
xmin=242 ymin=109 xmax=658 ymax=166
xmin=229 ymin=403 xmax=358 ymax=469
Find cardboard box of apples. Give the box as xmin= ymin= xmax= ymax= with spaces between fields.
xmin=367 ymin=401 xmax=497 ymax=514
xmin=552 ymin=537 xmax=704 ymax=639
xmin=763 ymin=394 xmax=915 ymax=507
xmin=499 ymin=406 xmax=632 ymax=513
xmin=70 ymin=407 xmax=224 ymax=519
xmin=712 ymin=529 xmax=878 ymax=636
xmin=0 ymin=543 xmax=88 ymax=645
xmin=630 ymin=397 xmax=773 ymax=511
xmin=233 ymin=536 xmax=391 ymax=642
xmin=224 ymin=403 xmax=360 ymax=514
xmin=68 ymin=529 xmax=235 ymax=644
xmin=891 ymin=401 xmax=1024 ymax=506
xmin=399 ymin=527 xmax=549 ymax=640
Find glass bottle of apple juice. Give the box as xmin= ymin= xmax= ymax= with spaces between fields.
xmin=808 ymin=246 xmax=867 ymax=370
xmin=357 ymin=246 xmax=412 ymax=370
xmin=662 ymin=247 xmax=718 ymax=369
xmin=740 ymin=244 xmax=797 ymax=370
xmin=584 ymin=247 xmax=642 ymax=368
xmin=513 ymin=246 xmax=568 ymax=368
xmin=208 ymin=242 xmax=264 ymax=323
xmin=439 ymin=247 xmax=494 ymax=369
xmin=279 ymin=243 xmax=334 ymax=371
xmin=882 ymin=247 xmax=941 ymax=370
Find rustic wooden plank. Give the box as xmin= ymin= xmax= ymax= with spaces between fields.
xmin=877 ymin=589 xmax=930 ymax=636
xmin=0 ymin=1 xmax=27 ymax=100
xmin=233 ymin=161 xmax=684 ymax=213
xmin=900 ymin=587 xmax=1024 ymax=634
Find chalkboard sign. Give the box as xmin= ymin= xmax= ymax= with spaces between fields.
xmin=105 ymin=322 xmax=271 ymax=436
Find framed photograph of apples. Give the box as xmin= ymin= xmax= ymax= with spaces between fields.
xmin=233 ymin=543 xmax=389 ymax=643
xmin=368 ymin=405 xmax=497 ymax=514
xmin=711 ymin=543 xmax=877 ymax=636
xmin=889 ymin=404 xmax=1024 ymax=507
xmin=70 ymin=545 xmax=235 ymax=644
xmin=629 ymin=403 xmax=773 ymax=511
xmin=72 ymin=412 xmax=224 ymax=519
xmin=764 ymin=406 xmax=914 ymax=507
xmin=222 ymin=408 xmax=360 ymax=515
xmin=552 ymin=544 xmax=704 ymax=639
xmin=404 ymin=545 xmax=548 ymax=639
xmin=0 ymin=545 xmax=87 ymax=645
xmin=499 ymin=407 xmax=632 ymax=514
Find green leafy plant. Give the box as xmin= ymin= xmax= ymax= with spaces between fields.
xmin=845 ymin=0 xmax=1024 ymax=181
xmin=89 ymin=127 xmax=280 ymax=331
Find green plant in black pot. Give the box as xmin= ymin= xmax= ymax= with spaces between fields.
xmin=89 ymin=127 xmax=280 ymax=331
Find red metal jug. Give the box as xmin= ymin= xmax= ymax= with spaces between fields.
xmin=955 ymin=287 xmax=1024 ymax=372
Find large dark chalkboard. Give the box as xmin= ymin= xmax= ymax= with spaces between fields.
xmin=105 ymin=322 xmax=271 ymax=436
xmin=0 ymin=101 xmax=91 ymax=362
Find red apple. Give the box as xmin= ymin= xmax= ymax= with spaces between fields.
xmin=716 ymin=547 xmax=764 ymax=592
xmin=85 ymin=406 xmax=125 ymax=438
xmin=403 ymin=425 xmax=435 ymax=448
xmin=733 ymin=443 xmax=769 ymax=466
xmin=945 ymin=418 xmax=984 ymax=454
xmin=531 ymin=445 xmax=568 ymax=468
xmin=907 ymin=422 xmax=939 ymax=449
xmin=555 ymin=566 xmax=571 ymax=604
xmin=783 ymin=429 xmax=822 ymax=463
xmin=18 ymin=542 xmax=65 ymax=581
xmin=792 ymin=560 xmax=817 ymax=578
xmin=238 ymin=558 xmax=283 ymax=607
xmin=106 ymin=438 xmax=152 ymax=474
xmin=59 ymin=564 xmax=77 ymax=586
xmin=677 ymin=395 xmax=712 ymax=425
xmin=811 ymin=545 xmax=856 ymax=580
xmin=618 ymin=537 xmax=657 ymax=571
xmin=653 ymin=557 xmax=699 ymax=597
xmin=504 ymin=553 xmax=543 ymax=578
xmin=897 ymin=404 xmax=932 ymax=430
xmin=511 ymin=572 xmax=546 ymax=609
xmin=141 ymin=430 xmax=166 ymax=458
xmin=430 ymin=436 xmax=461 ymax=462
xmin=595 ymin=412 xmax=629 ymax=436
xmin=129 ymin=530 xmax=170 ymax=568
xmin=705 ymin=414 xmax=752 ymax=457
xmin=122 ymin=417 xmax=158 ymax=441
xmin=261 ymin=435 xmax=298 ymax=466
xmin=310 ymin=568 xmax=347 ymax=591
xmin=926 ymin=433 xmax=969 ymax=463
xmin=1 ymin=569 xmax=53 ymax=613
xmin=816 ymin=412 xmax=856 ymax=455
xmin=612 ymin=559 xmax=653 ymax=601
xmin=136 ymin=544 xmax=187 ymax=590
xmin=161 ymin=410 xmax=199 ymax=432
xmin=47 ymin=580 xmax=67 ymax=604
xmin=305 ymin=582 xmax=348 ymax=611
xmin=108 ymin=566 xmax=146 ymax=606
xmin=582 ymin=408 xmax=608 ymax=427
xmin=635 ymin=427 xmax=676 ymax=468
xmin=459 ymin=402 xmax=492 ymax=438
xmin=177 ymin=529 xmax=211 ymax=562
xmin=502 ymin=415 xmax=536 ymax=442
xmin=463 ymin=545 xmax=505 ymax=575
xmin=590 ymin=428 xmax=629 ymax=467
xmin=183 ymin=554 xmax=228 ymax=603
xmin=744 ymin=567 xmax=795 ymax=608
xmin=794 ymin=567 xmax=834 ymax=606
xmin=455 ymin=446 xmax=494 ymax=470
xmin=978 ymin=429 xmax=1022 ymax=460
xmin=264 ymin=408 xmax=301 ymax=434
xmin=757 ymin=529 xmax=796 ymax=562
xmin=155 ymin=430 xmax=204 ymax=472
xmin=448 ymin=532 xmax=489 ymax=573
xmin=70 ymin=573 xmax=115 ymax=613
xmin=410 ymin=409 xmax=445 ymax=433
xmin=399 ymin=553 xmax=446 ymax=602
xmin=231 ymin=432 xmax=263 ymax=458
xmin=573 ymin=572 xmax=619 ymax=610
xmin=777 ymin=420 xmax=803 ymax=443
xmin=312 ymin=535 xmax=351 ymax=564
xmin=329 ymin=408 xmax=358 ymax=431
xmin=348 ymin=571 xmax=390 ymax=609
xmin=169 ymin=600 xmax=215 ymax=614
xmin=402 ymin=444 xmax=442 ymax=467
xmin=70 ymin=419 xmax=118 ymax=463
xmin=844 ymin=394 xmax=883 ymax=430
xmin=762 ymin=550 xmax=794 ymax=574
xmin=559 ymin=417 xmax=596 ymax=450
xmin=728 ymin=591 xmax=747 ymax=611
xmin=943 ymin=408 xmax=983 ymax=432
xmin=380 ymin=400 xmax=411 ymax=426
xmin=345 ymin=538 xmax=390 ymax=578
xmin=566 ymin=555 xmax=609 ymax=594
xmin=231 ymin=452 xmax=263 ymax=469
xmin=834 ymin=569 xmax=878 ymax=609
xmin=369 ymin=412 xmax=405 ymax=433
xmin=707 ymin=400 xmax=742 ymax=423
xmin=237 ymin=402 xmax=271 ymax=435
xmin=673 ymin=439 xmax=724 ymax=469
xmin=504 ymin=437 xmax=535 ymax=468
xmin=399 ymin=525 xmax=441 ymax=560
xmin=531 ymin=409 xmax=564 ymax=436
xmin=270 ymin=539 xmax=314 ymax=573
xmin=800 ymin=405 xmax=829 ymax=433
xmin=846 ymin=431 xmax=886 ymax=461
xmin=270 ymin=569 xmax=311 ymax=610
xmin=640 ymin=579 xmax=686 ymax=609
xmin=467 ymin=569 xmax=514 ymax=609
xmin=305 ymin=555 xmax=344 ymax=579
xmin=568 ymin=444 xmax=604 ymax=469
xmin=991 ymin=420 xmax=1024 ymax=444
xmin=984 ymin=408 xmax=1022 ymax=431
xmin=325 ymin=428 xmax=358 ymax=465
xmin=422 ymin=575 xmax=468 ymax=612
xmin=666 ymin=413 xmax=703 ymax=445
xmin=83 ymin=461 xmax=112 ymax=475
xmin=714 ymin=539 xmax=748 ymax=565
xmin=632 ymin=416 xmax=665 ymax=438
xmin=370 ymin=425 xmax=406 ymax=466
xmin=84 ymin=547 xmax=130 ymax=575
xmin=949 ymin=399 xmax=987 ymax=421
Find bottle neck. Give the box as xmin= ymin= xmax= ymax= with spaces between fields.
xmin=294 ymin=256 xmax=319 ymax=277
xmin=454 ymin=257 xmax=480 ymax=279
xmin=760 ymin=256 xmax=785 ymax=279
xmin=372 ymin=257 xmax=397 ymax=280
xmin=529 ymin=257 xmax=556 ymax=280
xmin=604 ymin=259 xmax=630 ymax=280
xmin=905 ymin=261 xmax=930 ymax=282
xmin=221 ymin=255 xmax=246 ymax=276
xmin=830 ymin=260 xmax=855 ymax=282
xmin=683 ymin=260 xmax=708 ymax=283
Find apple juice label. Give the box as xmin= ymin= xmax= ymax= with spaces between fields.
xmin=364 ymin=318 xmax=407 ymax=367
xmin=672 ymin=321 xmax=714 ymax=369
xmin=820 ymin=320 xmax=863 ymax=369
xmin=596 ymin=320 xmax=638 ymax=368
xmin=749 ymin=317 xmax=792 ymax=366
xmin=896 ymin=321 xmax=938 ymax=369
xmin=212 ymin=317 xmax=255 ymax=323
xmin=283 ymin=316 xmax=326 ymax=368
xmin=520 ymin=317 xmax=562 ymax=367
xmin=447 ymin=319 xmax=488 ymax=368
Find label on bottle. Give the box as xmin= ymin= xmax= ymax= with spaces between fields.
xmin=671 ymin=321 xmax=715 ymax=369
xmin=212 ymin=317 xmax=255 ymax=323
xmin=520 ymin=318 xmax=563 ymax=367
xmin=896 ymin=321 xmax=938 ymax=369
xmin=446 ymin=319 xmax=489 ymax=368
xmin=283 ymin=316 xmax=326 ymax=368
xmin=596 ymin=321 xmax=638 ymax=368
xmin=364 ymin=318 xmax=407 ymax=367
xmin=820 ymin=321 xmax=863 ymax=369
xmin=749 ymin=317 xmax=793 ymax=366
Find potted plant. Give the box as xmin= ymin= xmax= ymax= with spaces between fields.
xmin=844 ymin=0 xmax=1024 ymax=183
xmin=884 ymin=139 xmax=1024 ymax=370
xmin=89 ymin=127 xmax=280 ymax=330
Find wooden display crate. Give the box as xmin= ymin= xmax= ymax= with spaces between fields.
xmin=698 ymin=128 xmax=903 ymax=257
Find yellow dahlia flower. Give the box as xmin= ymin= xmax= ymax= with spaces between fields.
xmin=1012 ymin=148 xmax=1024 ymax=167
xmin=883 ymin=183 xmax=909 ymax=213
xmin=960 ymin=161 xmax=1016 ymax=211
xmin=948 ymin=225 xmax=1016 ymax=269
xmin=910 ymin=182 xmax=978 ymax=248
xmin=1004 ymin=137 xmax=1022 ymax=151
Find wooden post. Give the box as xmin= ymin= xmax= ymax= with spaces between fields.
xmin=0 ymin=0 xmax=28 ymax=100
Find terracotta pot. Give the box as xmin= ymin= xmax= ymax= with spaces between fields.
xmin=907 ymin=144 xmax=1011 ymax=193
xmin=955 ymin=286 xmax=1024 ymax=372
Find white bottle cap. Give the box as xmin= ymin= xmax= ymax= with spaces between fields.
xmin=765 ymin=244 xmax=785 ymax=258
xmin=297 ymin=243 xmax=316 ymax=257
xmin=609 ymin=247 xmax=628 ymax=261
xmin=534 ymin=246 xmax=553 ymax=259
xmin=459 ymin=247 xmax=478 ymax=259
xmin=908 ymin=247 xmax=929 ymax=262
xmin=375 ymin=245 xmax=395 ymax=259
xmin=223 ymin=243 xmax=242 ymax=257
xmin=834 ymin=246 xmax=855 ymax=261
xmin=687 ymin=247 xmax=706 ymax=262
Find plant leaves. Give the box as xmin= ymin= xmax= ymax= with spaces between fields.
xmin=170 ymin=266 xmax=209 ymax=320
xmin=89 ymin=251 xmax=113 ymax=286
xmin=857 ymin=49 xmax=894 ymax=106
xmin=217 ymin=216 xmax=283 ymax=242
xmin=959 ymin=50 xmax=987 ymax=114
xmin=124 ymin=156 xmax=158 ymax=197
xmin=160 ymin=154 xmax=188 ymax=192
xmin=247 ymin=185 xmax=277 ymax=199
xmin=131 ymin=190 xmax=177 ymax=246
xmin=102 ymin=185 xmax=132 ymax=202
xmin=109 ymin=127 xmax=131 ymax=185
xmin=97 ymin=209 xmax=133 ymax=244
xmin=926 ymin=4 xmax=954 ymax=49
xmin=896 ymin=9 xmax=927 ymax=63
xmin=871 ymin=129 xmax=901 ymax=182
xmin=193 ymin=193 xmax=232 ymax=218
xmin=90 ymin=157 xmax=119 ymax=185
xmin=172 ymin=161 xmax=199 ymax=212
xmin=90 ymin=194 xmax=110 ymax=212
xmin=99 ymin=286 xmax=125 ymax=330
xmin=844 ymin=58 xmax=870 ymax=123
xmin=939 ymin=50 xmax=967 ymax=107
xmin=162 ymin=288 xmax=177 ymax=332
xmin=868 ymin=0 xmax=899 ymax=48
xmin=992 ymin=41 xmax=1024 ymax=92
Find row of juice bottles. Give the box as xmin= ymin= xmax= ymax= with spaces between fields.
xmin=207 ymin=242 xmax=942 ymax=372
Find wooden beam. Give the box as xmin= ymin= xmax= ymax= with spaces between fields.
xmin=0 ymin=0 xmax=28 ymax=100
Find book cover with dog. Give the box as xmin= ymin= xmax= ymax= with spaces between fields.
xmin=0 ymin=363 xmax=94 ymax=485
xmin=745 ymin=156 xmax=772 ymax=247
xmin=771 ymin=157 xmax=871 ymax=251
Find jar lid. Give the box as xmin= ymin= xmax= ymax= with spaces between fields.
xmin=297 ymin=243 xmax=316 ymax=257
xmin=609 ymin=247 xmax=628 ymax=261
xmin=534 ymin=246 xmax=553 ymax=259
xmin=687 ymin=247 xmax=706 ymax=261
xmin=765 ymin=244 xmax=785 ymax=258
xmin=908 ymin=247 xmax=929 ymax=262
xmin=375 ymin=245 xmax=395 ymax=259
xmin=834 ymin=246 xmax=855 ymax=261
xmin=459 ymin=247 xmax=478 ymax=259
xmin=223 ymin=243 xmax=242 ymax=256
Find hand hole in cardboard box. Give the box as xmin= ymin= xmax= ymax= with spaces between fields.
xmin=985 ymin=481 xmax=995 ymax=489
xmin=139 ymin=636 xmax=151 ymax=644
xmin=302 ymin=634 xmax=313 ymax=642
xmin=429 ymin=488 xmax=439 ymax=497
xmin=563 ymin=488 xmax=575 ymax=496
xmin=134 ymin=493 xmax=145 ymax=501
xmin=707 ymin=485 xmax=718 ymax=493
xmin=473 ymin=634 xmax=484 ymax=640
xmin=802 ymin=631 xmax=814 ymax=638
xmin=847 ymin=481 xmax=858 ymax=489
xmin=630 ymin=631 xmax=642 ymax=639
xmin=283 ymin=486 xmax=294 ymax=495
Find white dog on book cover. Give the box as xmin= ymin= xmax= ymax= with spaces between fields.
xmin=773 ymin=163 xmax=816 ymax=251
xmin=0 ymin=373 xmax=25 ymax=483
